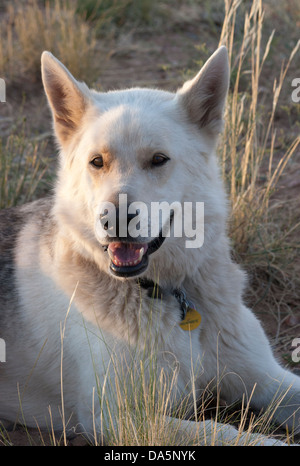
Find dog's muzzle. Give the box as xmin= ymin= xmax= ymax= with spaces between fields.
xmin=99 ymin=208 xmax=173 ymax=278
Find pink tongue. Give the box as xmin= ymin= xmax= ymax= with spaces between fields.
xmin=108 ymin=242 xmax=148 ymax=265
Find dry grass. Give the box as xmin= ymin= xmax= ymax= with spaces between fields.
xmin=0 ymin=0 xmax=99 ymax=84
xmin=95 ymin=352 xmax=292 ymax=446
xmin=219 ymin=0 xmax=300 ymax=254
xmin=217 ymin=0 xmax=300 ymax=330
xmin=0 ymin=125 xmax=49 ymax=209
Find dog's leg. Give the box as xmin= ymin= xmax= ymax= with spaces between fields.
xmin=194 ymin=251 xmax=300 ymax=436
xmin=74 ymin=334 xmax=291 ymax=446
xmin=216 ymin=305 xmax=300 ymax=434
xmin=75 ymin=401 xmax=287 ymax=445
xmin=162 ymin=416 xmax=287 ymax=445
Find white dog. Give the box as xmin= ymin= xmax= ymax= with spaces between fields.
xmin=0 ymin=46 xmax=299 ymax=445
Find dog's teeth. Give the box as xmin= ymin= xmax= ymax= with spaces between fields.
xmin=138 ymin=247 xmax=144 ymax=262
xmin=108 ymin=245 xmax=145 ymax=268
xmin=107 ymin=248 xmax=115 ymax=261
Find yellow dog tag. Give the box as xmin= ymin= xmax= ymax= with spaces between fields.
xmin=179 ymin=307 xmax=201 ymax=331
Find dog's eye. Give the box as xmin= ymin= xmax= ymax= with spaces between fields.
xmin=152 ymin=153 xmax=169 ymax=166
xmin=90 ymin=155 xmax=104 ymax=169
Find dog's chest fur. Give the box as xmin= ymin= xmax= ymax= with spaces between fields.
xmin=3 ymin=198 xmax=202 ymax=399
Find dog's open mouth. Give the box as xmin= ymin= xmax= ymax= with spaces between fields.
xmin=108 ymin=242 xmax=148 ymax=268
xmin=107 ymin=234 xmax=166 ymax=278
xmin=108 ymin=242 xmax=149 ymax=277
xmin=103 ymin=211 xmax=173 ymax=278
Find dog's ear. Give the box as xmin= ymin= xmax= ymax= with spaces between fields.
xmin=177 ymin=46 xmax=229 ymax=134
xmin=41 ymin=52 xmax=90 ymax=146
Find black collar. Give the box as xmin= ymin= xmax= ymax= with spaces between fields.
xmin=137 ymin=278 xmax=189 ymax=321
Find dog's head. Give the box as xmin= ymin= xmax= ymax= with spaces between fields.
xmin=41 ymin=47 xmax=229 ymax=282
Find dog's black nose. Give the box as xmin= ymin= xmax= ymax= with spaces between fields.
xmin=100 ymin=209 xmax=109 ymax=230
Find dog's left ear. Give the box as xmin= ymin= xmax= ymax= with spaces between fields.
xmin=177 ymin=46 xmax=229 ymax=134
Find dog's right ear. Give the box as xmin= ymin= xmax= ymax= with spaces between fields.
xmin=41 ymin=52 xmax=90 ymax=146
